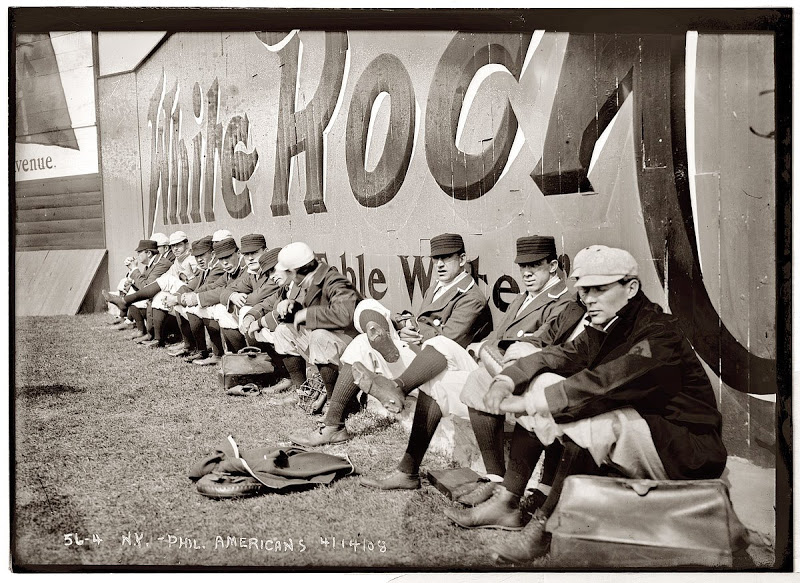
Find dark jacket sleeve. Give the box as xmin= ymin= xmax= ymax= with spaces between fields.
xmin=219 ymin=273 xmax=254 ymax=306
xmin=198 ymin=275 xmax=232 ymax=307
xmin=501 ymin=333 xmax=593 ymax=395
xmin=305 ymin=272 xmax=359 ymax=330
xmin=246 ymin=284 xmax=285 ymax=321
xmin=543 ymin=323 xmax=685 ymax=423
xmin=418 ymin=288 xmax=489 ymax=347
xmin=521 ymin=300 xmax=585 ymax=348
xmin=446 ymin=291 xmax=490 ymax=347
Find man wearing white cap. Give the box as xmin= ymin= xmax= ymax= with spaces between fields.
xmin=444 ymin=245 xmax=727 ymax=564
xmin=268 ymin=241 xmax=361 ymax=409
xmin=104 ymin=231 xmax=200 ymax=348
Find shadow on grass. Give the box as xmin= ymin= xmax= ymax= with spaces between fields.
xmin=18 ymin=384 xmax=85 ymax=399
xmin=348 ymin=412 xmax=398 ymax=438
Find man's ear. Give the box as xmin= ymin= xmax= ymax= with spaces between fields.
xmin=458 ymin=253 xmax=467 ymax=267
xmin=627 ymin=279 xmax=640 ymax=299
xmin=548 ymin=259 xmax=559 ymax=275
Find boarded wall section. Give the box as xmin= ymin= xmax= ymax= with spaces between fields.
xmin=15 ymin=173 xmax=105 ymax=250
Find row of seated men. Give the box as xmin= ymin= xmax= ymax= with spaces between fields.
xmin=103 ymin=230 xmax=728 ymax=564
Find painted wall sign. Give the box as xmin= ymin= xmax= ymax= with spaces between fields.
xmin=15 ymin=32 xmax=98 ymax=182
xmin=130 ymin=30 xmax=775 ymax=399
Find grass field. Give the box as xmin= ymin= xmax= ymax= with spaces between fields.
xmin=13 ymin=314 xmax=545 ymax=571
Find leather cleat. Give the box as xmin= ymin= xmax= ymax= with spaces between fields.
xmin=131 ymin=331 xmax=149 ymax=340
xmin=351 ymin=362 xmax=405 ymax=413
xmin=443 ymin=485 xmax=524 ymax=530
xmin=103 ymin=291 xmax=128 ymax=312
xmin=169 ymin=347 xmax=190 ymax=357
xmin=290 ymin=423 xmax=352 ymax=446
xmin=193 ymin=355 xmax=221 ymax=366
xmin=114 ymin=320 xmax=134 ymax=330
xmin=457 ymin=481 xmax=500 ymax=507
xmin=184 ymin=351 xmax=208 ymax=363
xmin=490 ymin=509 xmax=551 ymax=564
xmin=359 ymin=470 xmax=420 ymax=491
xmin=140 ymin=339 xmax=161 ymax=348
xmin=135 ymin=334 xmax=154 ymax=344
xmin=168 ymin=342 xmax=191 ymax=354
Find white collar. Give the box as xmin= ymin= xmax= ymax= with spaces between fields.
xmin=525 ymin=275 xmax=561 ymax=303
xmin=433 ymin=270 xmax=469 ymax=297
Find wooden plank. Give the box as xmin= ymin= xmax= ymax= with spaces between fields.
xmin=14 ymin=173 xmax=101 ymax=197
xmin=14 ymin=250 xmax=49 ymax=297
xmin=694 ymin=34 xmax=721 ymax=175
xmin=640 ymin=36 xmax=670 ymax=168
xmin=719 ymin=383 xmax=751 ymax=459
xmin=15 ymin=249 xmax=107 ymax=316
xmin=17 ymin=231 xmax=105 ymax=250
xmin=16 ymin=204 xmax=103 ymax=223
xmin=748 ymin=395 xmax=776 ymax=468
xmin=15 ymin=191 xmax=102 ymax=210
xmin=16 ymin=218 xmax=103 ymax=236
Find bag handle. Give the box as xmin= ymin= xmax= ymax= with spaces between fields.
xmin=625 ymin=480 xmax=658 ymax=496
xmin=237 ymin=346 xmax=262 ymax=357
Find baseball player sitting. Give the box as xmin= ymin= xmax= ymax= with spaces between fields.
xmin=444 ymin=245 xmax=727 ymax=564
xmin=289 ymin=232 xmax=492 ymax=448
xmin=267 ymin=242 xmax=362 ymax=413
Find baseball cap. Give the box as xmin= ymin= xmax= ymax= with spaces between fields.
xmin=212 ymin=229 xmax=234 ymax=242
xmin=430 ymin=233 xmax=465 ymax=258
xmin=570 ymin=245 xmax=639 ymax=287
xmin=515 ymin=236 xmax=556 ymax=264
xmin=276 ymin=242 xmax=315 ymax=270
xmin=169 ymin=231 xmax=188 ymax=245
xmin=151 ymin=232 xmax=169 ymax=247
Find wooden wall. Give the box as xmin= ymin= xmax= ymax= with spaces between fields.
xmin=14 ymin=173 xmax=104 ymax=251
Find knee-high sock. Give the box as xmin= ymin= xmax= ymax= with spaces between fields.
xmin=124 ymin=281 xmax=162 ymax=304
xmin=262 ymin=342 xmax=287 ymax=378
xmin=187 ymin=313 xmax=207 ymax=353
xmin=397 ymin=391 xmax=442 ymax=474
xmin=469 ymin=407 xmax=506 ymax=477
xmin=151 ymin=309 xmax=168 ymax=343
xmin=539 ymin=439 xmax=599 ymax=517
xmin=202 ymin=317 xmax=224 ymax=356
xmin=176 ymin=313 xmax=196 ymax=350
xmin=127 ymin=305 xmax=146 ymax=334
xmin=221 ymin=328 xmax=247 ymax=353
xmin=324 ymin=364 xmax=359 ymax=426
xmin=540 ymin=441 xmax=564 ymax=488
xmin=282 ymin=355 xmax=307 ymax=386
xmin=394 ymin=346 xmax=448 ymax=395
xmin=318 ymin=364 xmax=339 ymax=400
xmin=503 ymin=424 xmax=545 ymax=497
xmin=145 ymin=303 xmax=154 ymax=335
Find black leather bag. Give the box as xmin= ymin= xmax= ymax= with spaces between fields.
xmin=218 ymin=346 xmax=275 ymax=389
xmin=546 ymin=475 xmax=750 ymax=568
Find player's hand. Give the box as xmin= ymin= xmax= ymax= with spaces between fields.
xmin=483 ymin=379 xmax=514 ymax=414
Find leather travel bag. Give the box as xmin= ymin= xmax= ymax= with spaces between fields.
xmin=546 ymin=475 xmax=750 ymax=568
xmin=218 ymin=346 xmax=275 ymax=389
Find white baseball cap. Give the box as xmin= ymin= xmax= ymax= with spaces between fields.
xmin=570 ymin=245 xmax=639 ymax=287
xmin=169 ymin=231 xmax=188 ymax=245
xmin=276 ymin=242 xmax=315 ymax=271
xmin=151 ymin=232 xmax=169 ymax=247
xmin=212 ymin=229 xmax=234 ymax=242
